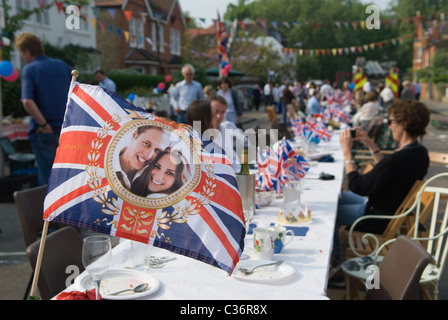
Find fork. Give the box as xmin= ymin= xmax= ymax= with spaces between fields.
xmin=238 ymin=260 xmax=284 ymax=275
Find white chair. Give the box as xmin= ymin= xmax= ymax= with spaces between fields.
xmin=341 ymin=172 xmax=448 ymax=300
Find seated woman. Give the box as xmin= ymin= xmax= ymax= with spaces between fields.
xmin=130 ymin=150 xmax=186 ymax=197
xmin=333 ymin=100 xmax=430 ymax=266
xmin=351 ymin=91 xmax=381 ymax=131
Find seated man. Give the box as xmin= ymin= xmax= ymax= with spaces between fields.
xmin=209 ymin=95 xmax=251 ymax=172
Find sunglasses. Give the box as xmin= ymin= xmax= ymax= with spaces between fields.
xmin=387 ymin=118 xmax=397 ymax=126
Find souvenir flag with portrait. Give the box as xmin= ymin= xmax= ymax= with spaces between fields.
xmin=43 ymin=80 xmax=245 ymax=274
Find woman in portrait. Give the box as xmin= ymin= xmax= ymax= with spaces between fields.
xmin=130 ymin=149 xmax=187 ymax=197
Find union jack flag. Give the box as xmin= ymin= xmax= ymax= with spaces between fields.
xmin=216 ymin=11 xmax=230 ymax=67
xmin=43 ymin=81 xmax=245 ymax=275
xmin=314 ymin=126 xmax=333 ymax=142
xmin=282 ymin=154 xmax=310 ymax=181
xmin=256 ymin=147 xmax=269 ymax=176
xmin=257 ymin=146 xmax=281 ymax=192
xmin=291 ymin=118 xmax=304 ymax=137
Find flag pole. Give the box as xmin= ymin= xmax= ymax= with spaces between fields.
xmin=29 ymin=70 xmax=80 ymax=299
xmin=29 ymin=221 xmax=49 ymax=298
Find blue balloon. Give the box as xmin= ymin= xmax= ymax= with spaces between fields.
xmin=0 ymin=61 xmax=13 ymax=77
xmin=127 ymin=93 xmax=135 ymax=101
xmin=348 ymin=82 xmax=355 ymax=90
xmin=221 ymin=61 xmax=228 ymax=68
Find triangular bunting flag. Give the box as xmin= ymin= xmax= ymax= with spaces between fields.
xmin=55 ymin=1 xmax=64 ymax=13
xmin=124 ymin=10 xmax=132 ymax=22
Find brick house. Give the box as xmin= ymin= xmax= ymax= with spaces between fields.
xmin=95 ymin=0 xmax=186 ymax=75
xmin=412 ymin=12 xmax=448 ymax=100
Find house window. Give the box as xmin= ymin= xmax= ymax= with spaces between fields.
xmin=150 ymin=66 xmax=158 ymax=75
xmin=16 ymin=0 xmax=31 ymax=22
xmin=129 ymin=17 xmax=137 ymax=48
xmin=159 ymin=25 xmax=165 ymax=53
xmin=424 ymin=51 xmax=429 ymax=68
xmin=79 ymin=7 xmax=88 ymax=31
xmin=417 ymin=47 xmax=423 ymax=63
xmin=36 ymin=7 xmax=50 ymax=26
xmin=151 ymin=22 xmax=157 ymax=52
xmin=170 ymin=28 xmax=181 ymax=55
xmin=136 ymin=19 xmax=144 ymax=48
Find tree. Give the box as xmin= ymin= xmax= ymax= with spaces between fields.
xmin=220 ymin=0 xmax=425 ymax=81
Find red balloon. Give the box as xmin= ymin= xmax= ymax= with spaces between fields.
xmin=157 ymin=82 xmax=166 ymax=90
xmin=165 ymin=75 xmax=172 ymax=83
xmin=221 ymin=69 xmax=229 ymax=76
xmin=3 ymin=68 xmax=18 ymax=82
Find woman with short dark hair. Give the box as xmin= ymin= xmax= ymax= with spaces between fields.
xmin=332 ymin=100 xmax=431 ymax=266
xmin=185 ymin=99 xmax=214 ymax=134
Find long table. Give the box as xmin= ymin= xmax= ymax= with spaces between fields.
xmin=61 ymin=132 xmax=345 ymax=300
xmin=2 ymin=122 xmax=29 ymax=142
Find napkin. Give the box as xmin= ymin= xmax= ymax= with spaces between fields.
xmin=56 ymin=289 xmax=101 ymax=300
xmin=247 ymin=223 xmax=257 ymax=235
xmin=318 ymin=155 xmax=334 ymax=162
xmin=269 ymin=223 xmax=309 ymax=236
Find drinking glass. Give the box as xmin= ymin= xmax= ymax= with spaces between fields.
xmin=82 ymin=236 xmax=112 ymax=300
xmin=131 ymin=240 xmax=152 ymax=271
xmin=241 ymin=197 xmax=255 ymax=260
xmin=242 ymin=197 xmax=255 ymax=225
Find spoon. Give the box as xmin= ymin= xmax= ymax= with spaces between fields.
xmin=109 ymin=283 xmax=149 ymax=295
xmin=238 ymin=260 xmax=284 ymax=275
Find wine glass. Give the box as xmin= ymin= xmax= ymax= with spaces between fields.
xmin=82 ymin=236 xmax=112 ymax=300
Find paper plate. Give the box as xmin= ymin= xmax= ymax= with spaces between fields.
xmin=75 ymin=269 xmax=160 ymax=300
xmin=232 ymin=260 xmax=295 ymax=283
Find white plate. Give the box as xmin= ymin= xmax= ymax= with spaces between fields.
xmin=232 ymin=260 xmax=295 ymax=283
xmin=74 ymin=269 xmax=160 ymax=300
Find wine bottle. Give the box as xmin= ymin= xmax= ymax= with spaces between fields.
xmin=327 ymin=115 xmax=334 ymax=131
xmin=239 ymin=149 xmax=250 ymax=175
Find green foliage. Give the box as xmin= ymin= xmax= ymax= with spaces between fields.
xmin=416 ymin=49 xmax=448 ymax=85
xmin=2 ymin=74 xmax=24 ymax=117
xmin=432 ymin=50 xmax=448 ymax=70
xmin=107 ymin=71 xmax=164 ymax=95
xmin=221 ymin=0 xmax=425 ymax=81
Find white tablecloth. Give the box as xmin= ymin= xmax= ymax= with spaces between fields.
xmin=64 ymin=132 xmax=345 ymax=300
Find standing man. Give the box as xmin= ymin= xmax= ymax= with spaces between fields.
xmin=170 ymin=64 xmax=205 ymax=123
xmin=263 ymin=82 xmax=272 ymax=106
xmin=400 ymin=80 xmax=415 ymax=100
xmin=95 ymin=69 xmax=117 ymax=92
xmin=15 ymin=32 xmax=72 ymax=185
xmin=307 ymin=89 xmax=321 ymax=116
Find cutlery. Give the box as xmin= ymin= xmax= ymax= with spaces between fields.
xmin=238 ymin=260 xmax=284 ymax=275
xmin=109 ymin=283 xmax=149 ymax=295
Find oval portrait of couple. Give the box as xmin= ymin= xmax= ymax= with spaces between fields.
xmin=105 ymin=120 xmax=200 ymax=208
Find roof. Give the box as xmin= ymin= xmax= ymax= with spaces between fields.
xmin=187 ymin=25 xmax=216 ymax=38
xmin=95 ymin=0 xmax=124 ymax=7
xmin=124 ymin=48 xmax=160 ymax=63
xmin=149 ymin=0 xmax=172 ymax=18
